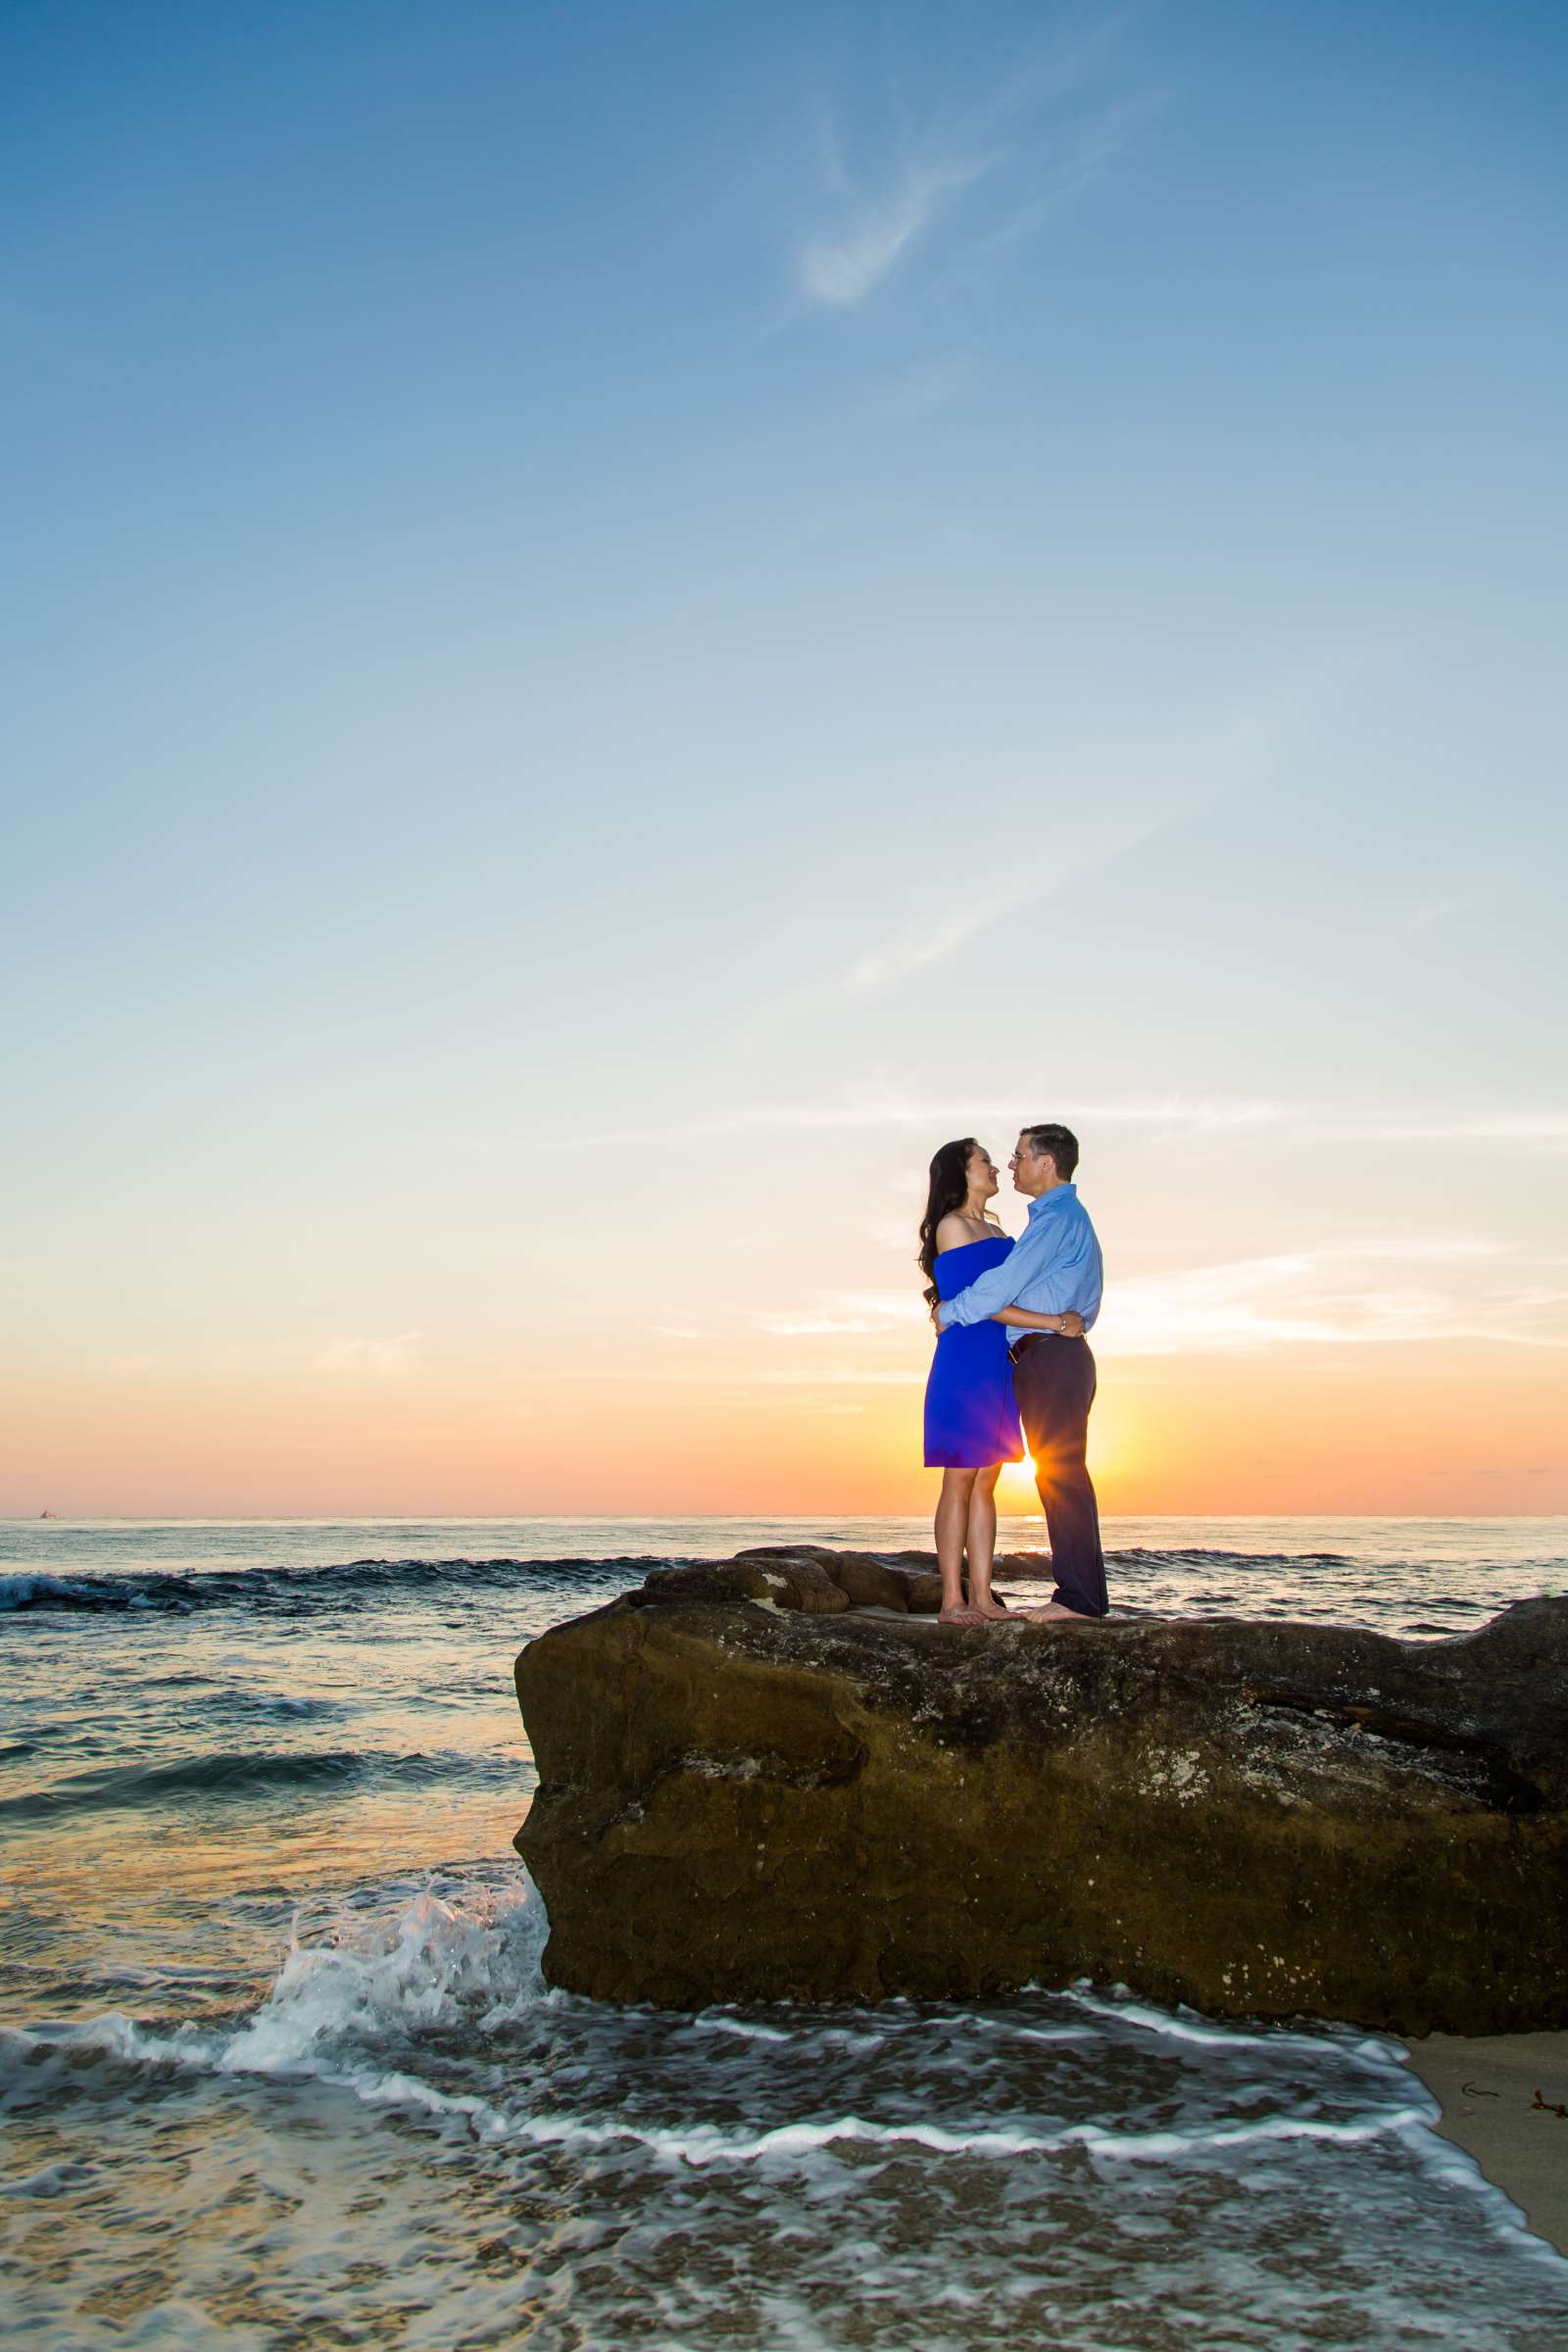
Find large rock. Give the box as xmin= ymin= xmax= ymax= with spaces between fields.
xmin=513 ymin=1557 xmax=1568 ymax=2034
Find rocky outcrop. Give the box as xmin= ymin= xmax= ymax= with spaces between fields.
xmin=513 ymin=1554 xmax=1568 ymax=2033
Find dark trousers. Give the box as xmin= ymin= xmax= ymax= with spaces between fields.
xmin=1010 ymin=1337 xmax=1107 ymax=1618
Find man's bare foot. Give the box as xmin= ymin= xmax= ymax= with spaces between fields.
xmin=1017 ymin=1601 xmax=1096 ymax=1623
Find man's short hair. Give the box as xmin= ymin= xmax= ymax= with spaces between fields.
xmin=1020 ymin=1123 xmax=1079 ymax=1180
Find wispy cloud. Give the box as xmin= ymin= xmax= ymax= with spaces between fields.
xmin=650 ymin=1094 xmax=1568 ymax=1155
xmin=841 ymin=874 xmax=1053 ymax=995
xmin=759 ymin=1318 xmax=894 ymax=1338
xmin=945 ymin=86 xmax=1167 ymax=287
xmin=314 ymin=1331 xmax=423 ymax=1382
xmin=1340 ymin=1114 xmax=1568 ymax=1149
xmin=1394 ymin=889 xmax=1488 ymax=937
xmin=1102 ymin=1246 xmax=1565 ymax=1358
xmin=796 ymin=152 xmax=1001 ymax=309
xmin=758 ymin=1289 xmax=927 ymax=1338
xmin=661 ymin=1091 xmax=1291 ymax=1144
xmin=747 ymin=1239 xmax=1563 ymax=1367
xmin=1339 ymin=1238 xmax=1508 ymax=1265
xmin=838 ymin=668 xmax=1348 ymax=997
xmin=786 ymin=22 xmax=1149 ymax=318
xmin=1389 ymin=859 xmax=1510 ymax=939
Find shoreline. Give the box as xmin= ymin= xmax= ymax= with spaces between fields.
xmin=1401 ymin=2033 xmax=1568 ymax=2256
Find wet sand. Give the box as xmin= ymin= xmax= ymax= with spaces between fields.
xmin=1401 ymin=2033 xmax=1568 ymax=2255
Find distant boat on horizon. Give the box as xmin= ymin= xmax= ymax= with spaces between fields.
xmin=39 ymin=1509 xmax=59 ymax=1520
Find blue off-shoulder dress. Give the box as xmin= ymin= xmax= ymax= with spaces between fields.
xmin=922 ymin=1237 xmax=1025 ymax=1468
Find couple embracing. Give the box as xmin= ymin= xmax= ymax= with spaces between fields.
xmin=920 ymin=1122 xmax=1107 ymax=1629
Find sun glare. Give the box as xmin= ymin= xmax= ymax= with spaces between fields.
xmin=998 ymin=1456 xmax=1038 ymax=1505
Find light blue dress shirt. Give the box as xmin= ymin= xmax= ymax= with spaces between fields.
xmin=936 ymin=1183 xmax=1103 ymax=1336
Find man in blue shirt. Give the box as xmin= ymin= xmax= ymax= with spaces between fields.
xmin=938 ymin=1122 xmax=1107 ymax=1619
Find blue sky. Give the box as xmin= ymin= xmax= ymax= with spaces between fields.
xmin=4 ymin=2 xmax=1565 ymax=1513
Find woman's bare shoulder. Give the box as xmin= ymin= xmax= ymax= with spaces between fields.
xmin=935 ymin=1210 xmax=983 ymax=1250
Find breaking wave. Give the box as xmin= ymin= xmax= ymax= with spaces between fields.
xmin=0 ymin=1554 xmax=654 ymax=1618
xmin=0 ymin=1543 xmax=1497 ymax=1621
xmin=7 ymin=1872 xmax=1566 ymax=2351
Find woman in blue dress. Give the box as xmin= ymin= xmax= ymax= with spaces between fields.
xmin=920 ymin=1138 xmax=1082 ymax=1625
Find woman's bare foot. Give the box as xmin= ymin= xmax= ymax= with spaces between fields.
xmin=938 ymin=1604 xmax=991 ymax=1627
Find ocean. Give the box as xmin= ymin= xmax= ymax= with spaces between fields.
xmin=3 ymin=1515 xmax=1567 ymax=2350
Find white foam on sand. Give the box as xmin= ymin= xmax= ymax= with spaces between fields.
xmin=8 ymin=1873 xmax=1568 ymax=2352
xmin=1062 ymin=1984 xmax=1398 ymax=2059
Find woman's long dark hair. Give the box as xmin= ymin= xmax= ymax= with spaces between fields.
xmin=918 ymin=1137 xmax=979 ymax=1311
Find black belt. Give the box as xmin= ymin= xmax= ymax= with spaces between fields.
xmin=1010 ymin=1333 xmax=1079 ymax=1358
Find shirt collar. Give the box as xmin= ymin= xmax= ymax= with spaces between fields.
xmin=1027 ymin=1182 xmax=1077 ymax=1219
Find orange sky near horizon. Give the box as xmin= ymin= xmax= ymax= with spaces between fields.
xmin=8 ymin=1095 xmax=1566 ymax=1524
xmin=5 ymin=1339 xmax=1563 ymax=1521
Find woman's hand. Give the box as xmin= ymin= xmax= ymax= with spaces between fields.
xmin=1059 ymin=1310 xmax=1086 ymax=1339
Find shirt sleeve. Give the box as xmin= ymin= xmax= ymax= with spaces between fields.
xmin=938 ymin=1214 xmax=1061 ymax=1328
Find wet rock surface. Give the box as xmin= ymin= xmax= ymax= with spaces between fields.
xmin=514 ymin=1552 xmax=1568 ymax=2031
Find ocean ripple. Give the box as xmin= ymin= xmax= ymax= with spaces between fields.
xmin=0 ymin=1744 xmax=511 ymax=1820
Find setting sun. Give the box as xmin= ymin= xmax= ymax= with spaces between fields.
xmin=997 ymin=1455 xmax=1039 ymax=1505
